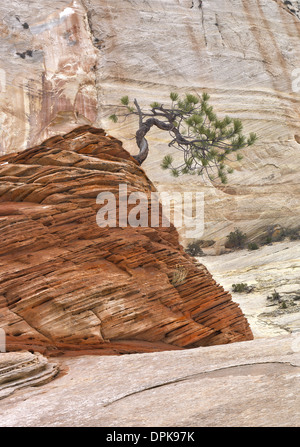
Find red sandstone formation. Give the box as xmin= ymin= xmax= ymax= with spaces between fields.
xmin=0 ymin=126 xmax=253 ymax=356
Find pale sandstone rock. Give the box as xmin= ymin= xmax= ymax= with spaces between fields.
xmin=0 ymin=351 xmax=59 ymax=400
xmin=88 ymin=0 xmax=300 ymax=247
xmin=0 ymin=335 xmax=299 ymax=426
xmin=0 ymin=0 xmax=97 ymax=152
xmin=201 ymin=240 xmax=300 ymax=337
xmin=0 ymin=0 xmax=300 ymax=245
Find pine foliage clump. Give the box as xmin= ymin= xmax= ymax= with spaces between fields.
xmin=110 ymin=92 xmax=257 ymax=184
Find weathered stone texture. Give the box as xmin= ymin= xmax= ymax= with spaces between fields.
xmin=0 ymin=335 xmax=299 ymax=426
xmin=0 ymin=351 xmax=59 ymax=400
xmin=0 ymin=0 xmax=300 ymax=245
xmin=0 ymin=126 xmax=252 ymax=355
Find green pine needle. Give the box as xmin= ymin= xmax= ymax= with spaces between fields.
xmin=170 ymin=92 xmax=179 ymax=102
xmin=121 ymin=96 xmax=129 ymax=106
xmin=185 ymin=93 xmax=199 ymax=104
xmin=150 ymin=102 xmax=161 ymax=109
xmin=109 ymin=114 xmax=118 ymax=123
xmin=161 ymin=154 xmax=173 ymax=170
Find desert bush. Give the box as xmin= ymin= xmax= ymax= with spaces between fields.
xmin=225 ymin=228 xmax=247 ymax=249
xmin=286 ymin=227 xmax=300 ymax=241
xmin=267 ymin=290 xmax=281 ymax=301
xmin=232 ymin=283 xmax=253 ymax=293
xmin=261 ymin=225 xmax=287 ymax=245
xmin=264 ymin=235 xmax=273 ymax=244
xmin=185 ymin=240 xmax=204 ymax=257
xmin=271 ymin=227 xmax=286 ymax=242
xmin=247 ymin=242 xmax=259 ymax=250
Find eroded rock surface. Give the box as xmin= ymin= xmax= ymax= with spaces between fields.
xmin=0 ymin=335 xmax=299 ymax=427
xmin=0 ymin=351 xmax=59 ymax=400
xmin=0 ymin=0 xmax=300 ymax=245
xmin=0 ymin=126 xmax=252 ymax=355
xmin=201 ymin=240 xmax=300 ymax=337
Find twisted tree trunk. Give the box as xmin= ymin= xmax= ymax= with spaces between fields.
xmin=133 ymin=99 xmax=174 ymax=165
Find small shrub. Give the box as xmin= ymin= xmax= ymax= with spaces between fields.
xmin=225 ymin=228 xmax=247 ymax=249
xmin=262 ymin=225 xmax=286 ymax=245
xmin=263 ymin=235 xmax=273 ymax=245
xmin=258 ymin=225 xmax=300 ymax=246
xmin=267 ymin=290 xmax=281 ymax=301
xmin=247 ymin=242 xmax=259 ymax=250
xmin=286 ymin=227 xmax=300 ymax=241
xmin=232 ymin=283 xmax=253 ymax=293
xmin=289 ymin=232 xmax=300 ymax=241
xmin=185 ymin=240 xmax=204 ymax=257
xmin=272 ymin=227 xmax=286 ymax=242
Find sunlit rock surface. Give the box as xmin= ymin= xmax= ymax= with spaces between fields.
xmin=0 ymin=126 xmax=252 ymax=355
xmin=0 ymin=335 xmax=299 ymax=426
xmin=0 ymin=0 xmax=300 ymax=244
xmin=201 ymin=240 xmax=300 ymax=337
xmin=0 ymin=351 xmax=59 ymax=400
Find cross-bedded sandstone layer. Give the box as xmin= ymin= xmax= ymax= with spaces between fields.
xmin=0 ymin=0 xmax=300 ymax=246
xmin=0 ymin=126 xmax=253 ymax=356
xmin=0 ymin=351 xmax=59 ymax=400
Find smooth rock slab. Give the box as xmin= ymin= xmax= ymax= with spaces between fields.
xmin=0 ymin=335 xmax=299 ymax=427
xmin=201 ymin=240 xmax=300 ymax=337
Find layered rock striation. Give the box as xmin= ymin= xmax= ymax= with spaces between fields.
xmin=0 ymin=126 xmax=253 ymax=355
xmin=1 ymin=0 xmax=300 ymax=246
xmin=0 ymin=351 xmax=59 ymax=400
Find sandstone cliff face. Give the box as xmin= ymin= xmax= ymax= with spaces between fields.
xmin=0 ymin=0 xmax=98 ymax=151
xmin=0 ymin=0 xmax=300 ymax=246
xmin=0 ymin=126 xmax=252 ymax=355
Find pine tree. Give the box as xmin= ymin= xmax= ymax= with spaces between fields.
xmin=109 ymin=92 xmax=257 ymax=184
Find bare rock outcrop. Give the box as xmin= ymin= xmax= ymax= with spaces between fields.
xmin=0 ymin=351 xmax=59 ymax=400
xmin=0 ymin=0 xmax=299 ymax=248
xmin=0 ymin=126 xmax=253 ymax=355
xmin=0 ymin=335 xmax=299 ymax=426
xmin=0 ymin=0 xmax=300 ymax=246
